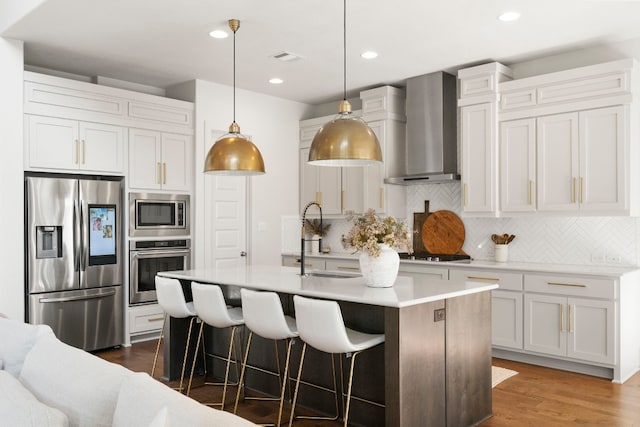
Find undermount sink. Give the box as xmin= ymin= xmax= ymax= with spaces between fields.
xmin=305 ymin=271 xmax=361 ymax=279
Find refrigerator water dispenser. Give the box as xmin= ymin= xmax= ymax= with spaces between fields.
xmin=36 ymin=226 xmax=62 ymax=258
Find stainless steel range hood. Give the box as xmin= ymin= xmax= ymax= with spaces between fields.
xmin=385 ymin=71 xmax=458 ymax=185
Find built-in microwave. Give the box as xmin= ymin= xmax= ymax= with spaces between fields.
xmin=129 ymin=192 xmax=190 ymax=237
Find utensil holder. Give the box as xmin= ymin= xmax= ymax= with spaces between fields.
xmin=495 ymin=244 xmax=508 ymax=262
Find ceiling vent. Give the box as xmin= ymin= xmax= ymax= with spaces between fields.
xmin=270 ymin=51 xmax=303 ymax=62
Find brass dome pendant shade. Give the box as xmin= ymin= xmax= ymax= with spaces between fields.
xmin=204 ymin=19 xmax=265 ymax=175
xmin=308 ymin=0 xmax=382 ymax=167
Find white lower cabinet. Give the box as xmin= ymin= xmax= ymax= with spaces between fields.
xmin=129 ymin=304 xmax=165 ymax=335
xmin=524 ymin=274 xmax=615 ymax=365
xmin=450 ymin=269 xmax=523 ymax=349
xmin=400 ymin=263 xmax=448 ymax=281
xmin=325 ymin=259 xmax=360 ymax=274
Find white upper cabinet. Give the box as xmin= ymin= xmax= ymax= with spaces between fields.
xmin=460 ymin=58 xmax=639 ymax=216
xmin=460 ymin=103 xmax=498 ymax=214
xmin=26 ymin=115 xmax=125 ymax=174
xmin=500 ymin=118 xmax=536 ymax=212
xmin=128 ymin=129 xmax=191 ymax=192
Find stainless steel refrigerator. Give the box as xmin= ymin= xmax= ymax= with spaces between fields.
xmin=25 ymin=174 xmax=123 ymax=351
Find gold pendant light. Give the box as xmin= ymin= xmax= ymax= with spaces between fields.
xmin=308 ymin=0 xmax=382 ymax=167
xmin=204 ymin=19 xmax=265 ymax=175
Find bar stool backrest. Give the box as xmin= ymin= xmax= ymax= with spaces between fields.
xmin=240 ymin=288 xmax=296 ymax=340
xmin=155 ymin=277 xmax=195 ymax=318
xmin=293 ymin=295 xmax=354 ymax=354
xmin=191 ymin=282 xmax=238 ymax=328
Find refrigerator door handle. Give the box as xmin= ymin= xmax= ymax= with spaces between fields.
xmin=73 ymin=202 xmax=80 ymax=273
xmin=79 ymin=195 xmax=86 ymax=272
xmin=39 ymin=288 xmax=116 ymax=303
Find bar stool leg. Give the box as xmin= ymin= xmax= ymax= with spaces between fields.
xmin=219 ymin=325 xmax=239 ymax=410
xmin=178 ymin=316 xmax=197 ymax=393
xmin=276 ymin=338 xmax=294 ymax=427
xmin=233 ymin=330 xmax=254 ymax=414
xmin=187 ymin=319 xmax=205 ymax=396
xmin=289 ymin=342 xmax=306 ymax=426
xmin=343 ymin=350 xmax=362 ymax=427
xmin=151 ymin=314 xmax=168 ymax=378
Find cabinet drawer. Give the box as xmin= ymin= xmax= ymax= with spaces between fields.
xmin=399 ymin=264 xmax=448 ymax=281
xmin=460 ymin=75 xmax=496 ymax=98
xmin=285 ymin=256 xmax=325 ymax=271
xmin=25 ymin=81 xmax=126 ymax=117
xmin=129 ymin=305 xmax=165 ymax=334
xmin=325 ymin=259 xmax=360 ymax=273
xmin=449 ymin=269 xmax=523 ymax=291
xmin=524 ymin=274 xmax=615 ymax=299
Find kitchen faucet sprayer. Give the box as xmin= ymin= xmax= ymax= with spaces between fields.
xmin=300 ymin=201 xmax=323 ymax=276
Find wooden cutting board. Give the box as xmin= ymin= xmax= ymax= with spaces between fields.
xmin=412 ymin=201 xmax=431 ymax=253
xmin=421 ymin=210 xmax=466 ymax=255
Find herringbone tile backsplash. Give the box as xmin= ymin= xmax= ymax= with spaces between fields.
xmin=293 ymin=183 xmax=640 ymax=266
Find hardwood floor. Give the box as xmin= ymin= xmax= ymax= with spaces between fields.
xmin=96 ymin=340 xmax=640 ymax=426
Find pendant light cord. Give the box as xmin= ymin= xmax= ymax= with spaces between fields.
xmin=233 ymin=25 xmax=237 ymax=124
xmin=343 ymin=0 xmax=347 ymax=102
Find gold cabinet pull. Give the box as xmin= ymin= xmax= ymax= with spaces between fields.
xmin=163 ymin=162 xmax=167 ymax=185
xmin=157 ymin=162 xmax=162 ymax=184
xmin=463 ymin=183 xmax=468 ymax=207
xmin=148 ymin=317 xmax=164 ymax=322
xmin=569 ymin=304 xmax=573 ymax=333
xmin=547 ymin=281 xmax=587 ymax=288
xmin=336 ymin=266 xmax=359 ymax=271
xmin=466 ymin=276 xmax=499 ymax=282
xmin=560 ymin=305 xmax=565 ymax=332
xmin=572 ymin=177 xmax=577 ymax=203
xmin=529 ymin=180 xmax=533 ymax=205
xmin=82 ymin=140 xmax=86 ymax=164
xmin=580 ymin=177 xmax=584 ymax=204
xmin=379 ymin=187 xmax=384 ymax=209
xmin=75 ymin=140 xmax=79 ymax=164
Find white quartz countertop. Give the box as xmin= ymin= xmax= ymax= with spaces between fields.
xmin=282 ymin=252 xmax=640 ymax=278
xmin=158 ymin=265 xmax=498 ymax=308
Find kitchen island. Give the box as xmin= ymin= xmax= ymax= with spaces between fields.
xmin=159 ymin=265 xmax=498 ymax=427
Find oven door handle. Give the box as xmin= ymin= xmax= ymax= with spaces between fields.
xmin=131 ymin=249 xmax=191 ymax=258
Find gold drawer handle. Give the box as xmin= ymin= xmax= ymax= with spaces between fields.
xmin=336 ymin=266 xmax=359 ymax=271
xmin=148 ymin=317 xmax=164 ymax=322
xmin=560 ymin=305 xmax=565 ymax=332
xmin=547 ymin=282 xmax=587 ymax=288
xmin=466 ymin=276 xmax=500 ymax=282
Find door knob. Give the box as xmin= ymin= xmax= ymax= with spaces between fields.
xmin=240 ymin=251 xmax=247 ymax=257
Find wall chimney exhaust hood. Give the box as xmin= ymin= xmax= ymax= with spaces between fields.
xmin=385 ymin=71 xmax=458 ymax=185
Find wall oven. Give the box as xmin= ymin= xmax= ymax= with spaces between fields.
xmin=129 ymin=239 xmax=190 ymax=305
xmin=129 ymin=192 xmax=189 ymax=237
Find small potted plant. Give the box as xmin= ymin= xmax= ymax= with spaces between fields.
xmin=304 ymin=219 xmax=330 ymax=254
xmin=342 ymin=209 xmax=411 ymax=287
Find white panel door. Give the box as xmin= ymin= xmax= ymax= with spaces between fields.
xmin=492 ymin=290 xmax=523 ymax=349
xmin=568 ymin=297 xmax=615 ymax=364
xmin=80 ymin=122 xmax=125 ymax=173
xmin=579 ymin=106 xmax=626 ymax=212
xmin=365 ymin=120 xmax=386 ymax=214
xmin=524 ymin=293 xmax=567 ymax=357
xmin=203 ymin=128 xmax=248 ymax=271
xmin=461 ymin=103 xmax=497 ymax=213
xmin=129 ymin=128 xmax=161 ymax=190
xmin=299 ymin=147 xmax=317 ymax=212
xmin=537 ymin=112 xmax=579 ymax=212
xmin=342 ymin=166 xmax=365 ymax=214
xmin=161 ymin=133 xmax=191 ymax=192
xmin=27 ymin=115 xmax=78 ymax=170
xmin=500 ymin=118 xmax=536 ymax=212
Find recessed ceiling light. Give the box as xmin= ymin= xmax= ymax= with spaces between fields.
xmin=498 ymin=11 xmax=520 ymax=22
xmin=361 ymin=51 xmax=378 ymax=59
xmin=209 ymin=29 xmax=228 ymax=39
xmin=269 ymin=78 xmax=284 ymax=85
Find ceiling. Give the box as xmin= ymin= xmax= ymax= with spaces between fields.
xmin=3 ymin=0 xmax=640 ymax=105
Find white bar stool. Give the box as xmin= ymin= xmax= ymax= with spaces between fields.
xmin=234 ymin=288 xmax=299 ymax=427
xmin=152 ymin=276 xmax=198 ymax=393
xmin=188 ymin=282 xmax=245 ymax=409
xmin=290 ymin=295 xmax=385 ymax=427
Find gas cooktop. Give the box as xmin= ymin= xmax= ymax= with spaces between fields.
xmin=398 ymin=252 xmax=472 ymax=263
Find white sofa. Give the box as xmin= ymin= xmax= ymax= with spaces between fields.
xmin=0 ymin=315 xmax=257 ymax=427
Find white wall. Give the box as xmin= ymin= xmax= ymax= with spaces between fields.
xmin=192 ymin=79 xmax=310 ymax=266
xmin=0 ymin=37 xmax=24 ymax=319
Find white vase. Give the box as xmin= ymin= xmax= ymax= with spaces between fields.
xmin=311 ymin=234 xmax=320 ymax=254
xmin=359 ymin=244 xmax=400 ymax=288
